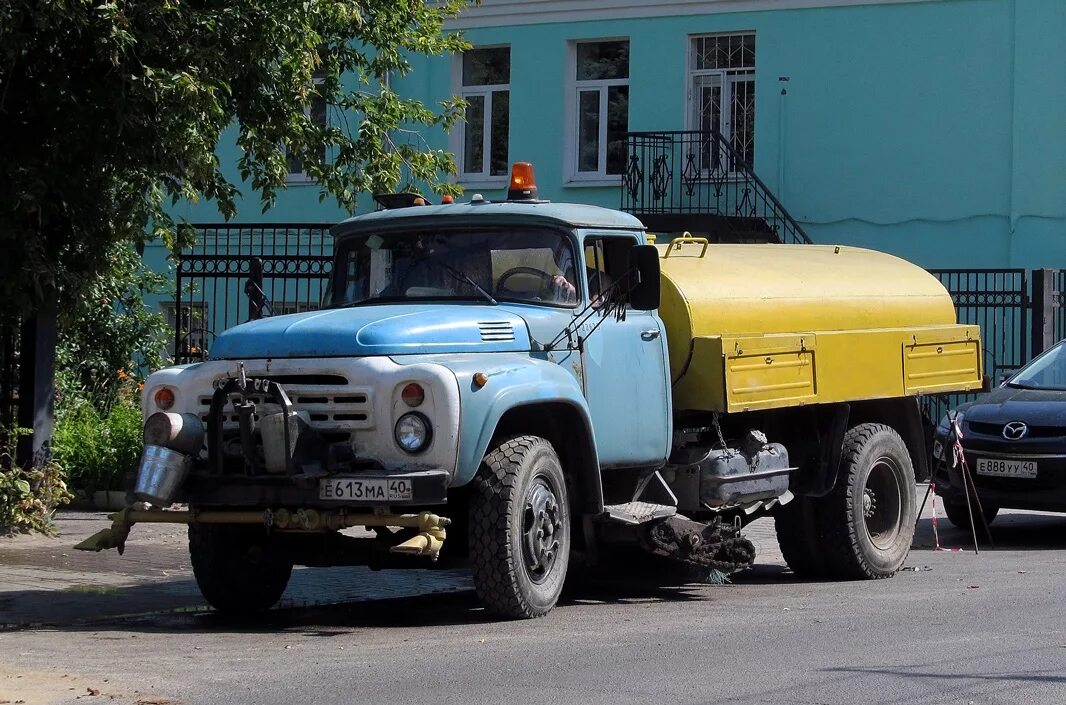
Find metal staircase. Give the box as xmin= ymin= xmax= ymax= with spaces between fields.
xmin=621 ymin=130 xmax=811 ymax=245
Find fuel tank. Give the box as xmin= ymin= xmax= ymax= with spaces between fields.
xmin=655 ymin=240 xmax=982 ymax=413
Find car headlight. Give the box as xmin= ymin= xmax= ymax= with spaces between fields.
xmin=394 ymin=413 xmax=431 ymax=454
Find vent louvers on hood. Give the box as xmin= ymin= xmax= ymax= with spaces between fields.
xmin=479 ymin=321 xmax=515 ymax=342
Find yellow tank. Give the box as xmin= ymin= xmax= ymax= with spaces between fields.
xmin=656 ymin=238 xmax=983 ymax=413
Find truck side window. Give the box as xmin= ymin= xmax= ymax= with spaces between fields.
xmin=584 ymin=237 xmax=635 ymax=306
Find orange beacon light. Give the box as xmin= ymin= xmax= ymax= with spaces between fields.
xmin=507 ymin=162 xmax=539 ymax=202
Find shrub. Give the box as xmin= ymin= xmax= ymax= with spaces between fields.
xmin=53 ymin=385 xmax=143 ymax=493
xmin=0 ymin=429 xmax=72 ymax=536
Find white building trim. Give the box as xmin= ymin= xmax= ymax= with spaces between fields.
xmin=448 ymin=0 xmax=943 ymax=29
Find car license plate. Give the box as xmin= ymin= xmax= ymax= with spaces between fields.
xmin=319 ymin=477 xmax=414 ymax=501
xmin=975 ymin=458 xmax=1037 ymax=479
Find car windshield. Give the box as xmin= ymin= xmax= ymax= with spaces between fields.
xmin=1008 ymin=342 xmax=1066 ymax=390
xmin=329 ymin=227 xmax=578 ymax=308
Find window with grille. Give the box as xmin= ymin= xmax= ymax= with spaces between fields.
xmin=569 ymin=39 xmax=630 ymax=180
xmin=689 ymin=33 xmax=755 ymax=171
xmin=458 ymin=47 xmax=511 ymax=180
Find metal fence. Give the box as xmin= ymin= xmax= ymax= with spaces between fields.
xmin=921 ymin=268 xmax=1065 ymax=423
xmin=167 ymin=225 xmax=1064 ymax=427
xmin=0 ymin=319 xmax=19 ymax=431
xmin=174 ymin=224 xmax=334 ymax=364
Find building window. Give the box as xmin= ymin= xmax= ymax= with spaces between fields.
xmin=286 ymin=74 xmax=328 ymax=182
xmin=689 ymin=33 xmax=756 ymax=170
xmin=459 ymin=47 xmax=510 ymax=180
xmin=570 ymin=40 xmax=630 ymax=180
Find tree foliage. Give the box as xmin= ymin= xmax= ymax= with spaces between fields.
xmin=0 ymin=0 xmax=469 ymax=318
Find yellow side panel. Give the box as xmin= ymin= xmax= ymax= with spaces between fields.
xmin=723 ymin=335 xmax=817 ymax=411
xmin=671 ymin=324 xmax=983 ymax=414
xmin=902 ymin=334 xmax=983 ymax=394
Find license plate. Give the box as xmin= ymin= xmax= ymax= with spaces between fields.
xmin=319 ymin=477 xmax=414 ymax=501
xmin=975 ymin=458 xmax=1037 ymax=479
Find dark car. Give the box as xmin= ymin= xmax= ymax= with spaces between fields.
xmin=932 ymin=340 xmax=1066 ymax=528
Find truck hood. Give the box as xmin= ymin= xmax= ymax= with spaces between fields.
xmin=208 ymin=305 xmax=531 ymax=359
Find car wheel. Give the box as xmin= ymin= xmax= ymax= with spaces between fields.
xmin=816 ymin=423 xmax=916 ymax=579
xmin=189 ymin=523 xmax=293 ymax=615
xmin=468 ymin=435 xmax=571 ymax=619
xmin=942 ymin=497 xmax=999 ymax=530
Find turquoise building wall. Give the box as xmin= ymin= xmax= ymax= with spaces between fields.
xmin=159 ymin=0 xmax=1066 ymax=279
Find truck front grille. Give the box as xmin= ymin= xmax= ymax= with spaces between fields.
xmin=198 ymin=374 xmax=375 ymax=440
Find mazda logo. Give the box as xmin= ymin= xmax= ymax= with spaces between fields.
xmin=1003 ymin=421 xmax=1029 ymax=440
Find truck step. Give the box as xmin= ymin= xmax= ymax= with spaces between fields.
xmin=603 ymin=501 xmax=677 ymax=525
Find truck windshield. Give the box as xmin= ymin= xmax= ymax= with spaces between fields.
xmin=329 ymin=228 xmax=579 ymax=308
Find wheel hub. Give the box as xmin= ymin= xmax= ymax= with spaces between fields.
xmin=522 ymin=478 xmax=563 ymax=582
xmin=863 ymin=489 xmax=877 ymax=518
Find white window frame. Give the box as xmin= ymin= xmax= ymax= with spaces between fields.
xmin=685 ymin=32 xmax=756 ymax=176
xmin=286 ymin=75 xmax=328 ymax=184
xmin=566 ymin=38 xmax=630 ymax=185
xmin=451 ymin=46 xmax=511 ymax=186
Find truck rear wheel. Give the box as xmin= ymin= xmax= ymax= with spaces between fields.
xmin=468 ymin=435 xmax=571 ymax=619
xmin=189 ymin=523 xmax=293 ymax=615
xmin=818 ymin=423 xmax=916 ymax=579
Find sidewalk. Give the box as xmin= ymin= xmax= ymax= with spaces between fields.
xmin=0 ymin=509 xmax=786 ymax=629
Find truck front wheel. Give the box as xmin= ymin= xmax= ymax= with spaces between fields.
xmin=468 ymin=435 xmax=571 ymax=618
xmin=818 ymin=423 xmax=916 ymax=579
xmin=189 ymin=523 xmax=293 ymax=615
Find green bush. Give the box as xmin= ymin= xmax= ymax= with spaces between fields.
xmin=50 ymin=242 xmax=168 ymax=495
xmin=53 ymin=387 xmax=143 ymax=493
xmin=0 ymin=429 xmax=72 ymax=536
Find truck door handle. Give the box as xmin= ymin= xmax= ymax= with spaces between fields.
xmin=641 ymin=329 xmax=661 ymax=341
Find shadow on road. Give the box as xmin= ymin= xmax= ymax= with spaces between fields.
xmin=824 ymin=664 xmax=1066 ymax=685
xmin=912 ymin=511 xmax=1066 ymax=551
xmin=0 ymin=567 xmax=735 ymax=635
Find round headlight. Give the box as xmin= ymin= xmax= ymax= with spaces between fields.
xmin=394 ymin=413 xmax=431 ymax=454
xmin=153 ymin=387 xmax=176 ymax=411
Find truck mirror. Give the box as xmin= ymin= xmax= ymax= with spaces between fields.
xmin=629 ymin=245 xmax=660 ymax=311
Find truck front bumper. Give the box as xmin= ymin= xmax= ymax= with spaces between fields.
xmin=176 ymin=469 xmax=451 ymax=508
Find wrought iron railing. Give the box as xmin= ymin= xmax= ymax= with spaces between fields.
xmin=621 ymin=130 xmax=812 ymax=245
xmin=174 ymin=224 xmax=334 ymax=364
xmin=921 ymin=269 xmax=1031 ymax=424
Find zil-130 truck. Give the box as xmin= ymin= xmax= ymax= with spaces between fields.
xmin=80 ymin=163 xmax=983 ymax=619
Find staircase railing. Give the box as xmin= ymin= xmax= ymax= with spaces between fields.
xmin=621 ymin=130 xmax=812 ymax=245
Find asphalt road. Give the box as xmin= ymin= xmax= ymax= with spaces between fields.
xmin=3 ymin=500 xmax=1066 ymax=705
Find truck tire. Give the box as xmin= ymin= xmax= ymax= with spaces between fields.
xmin=189 ymin=523 xmax=293 ymax=615
xmin=774 ymin=497 xmax=828 ymax=579
xmin=817 ymin=423 xmax=916 ymax=580
xmin=943 ymin=497 xmax=998 ymax=530
xmin=468 ymin=435 xmax=571 ymax=619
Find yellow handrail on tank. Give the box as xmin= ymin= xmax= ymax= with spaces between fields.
xmin=663 ymin=232 xmax=710 ymax=258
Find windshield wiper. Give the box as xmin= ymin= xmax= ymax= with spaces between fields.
xmin=438 ymin=261 xmax=498 ymax=305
